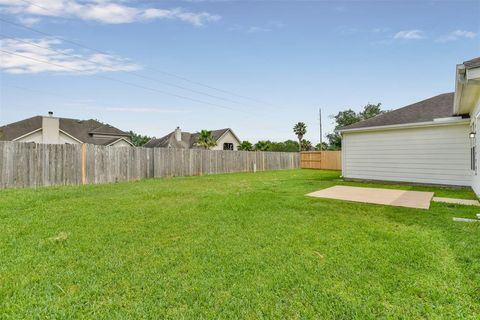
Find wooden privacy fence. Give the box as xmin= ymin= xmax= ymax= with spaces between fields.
xmin=300 ymin=151 xmax=341 ymax=170
xmin=0 ymin=141 xmax=299 ymax=189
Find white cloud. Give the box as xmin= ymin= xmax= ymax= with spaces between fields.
xmin=0 ymin=37 xmax=141 ymax=74
xmin=437 ymin=30 xmax=477 ymax=42
xmin=0 ymin=0 xmax=221 ymax=26
xmin=17 ymin=16 xmax=41 ymax=26
xmin=393 ymin=30 xmax=424 ymax=40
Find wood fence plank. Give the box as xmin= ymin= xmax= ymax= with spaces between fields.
xmin=300 ymin=151 xmax=341 ymax=170
xmin=0 ymin=141 xmax=300 ymax=188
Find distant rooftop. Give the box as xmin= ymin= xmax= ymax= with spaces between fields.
xmin=0 ymin=116 xmax=130 ymax=145
xmin=144 ymin=128 xmax=231 ymax=148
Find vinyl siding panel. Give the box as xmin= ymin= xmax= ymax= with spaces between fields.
xmin=343 ymin=123 xmax=472 ymax=186
xmin=470 ymin=99 xmax=480 ymax=195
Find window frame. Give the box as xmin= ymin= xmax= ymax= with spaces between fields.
xmin=223 ymin=142 xmax=234 ymax=151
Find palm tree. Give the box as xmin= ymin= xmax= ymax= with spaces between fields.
xmin=293 ymin=122 xmax=307 ymax=152
xmin=254 ymin=140 xmax=270 ymax=151
xmin=301 ymin=139 xmax=313 ymax=151
xmin=196 ymin=130 xmax=217 ymax=149
xmin=238 ymin=140 xmax=253 ymax=151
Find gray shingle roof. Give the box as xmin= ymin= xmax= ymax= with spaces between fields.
xmin=464 ymin=57 xmax=480 ymax=69
xmin=144 ymin=128 xmax=230 ymax=148
xmin=338 ymin=93 xmax=462 ymax=131
xmin=0 ymin=116 xmax=42 ymax=141
xmin=0 ymin=116 xmax=131 ymax=145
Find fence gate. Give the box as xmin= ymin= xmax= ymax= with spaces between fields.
xmin=300 ymin=151 xmax=341 ymax=170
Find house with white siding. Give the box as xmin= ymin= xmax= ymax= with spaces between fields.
xmin=338 ymin=57 xmax=480 ymax=193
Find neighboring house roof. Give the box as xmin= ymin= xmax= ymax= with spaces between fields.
xmin=337 ymin=93 xmax=465 ymax=131
xmin=0 ymin=116 xmax=132 ymax=146
xmin=0 ymin=116 xmax=42 ymax=141
xmin=144 ymin=128 xmax=235 ymax=148
xmin=463 ymin=57 xmax=480 ymax=70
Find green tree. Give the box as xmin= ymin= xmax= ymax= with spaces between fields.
xmin=268 ymin=140 xmax=299 ymax=152
xmin=327 ymin=103 xmax=386 ymax=150
xmin=326 ymin=132 xmax=342 ymax=150
xmin=359 ymin=103 xmax=385 ymax=120
xmin=282 ymin=140 xmax=301 ymax=152
xmin=301 ymin=139 xmax=313 ymax=151
xmin=129 ymin=131 xmax=152 ymax=147
xmin=254 ymin=140 xmax=271 ymax=151
xmin=238 ymin=140 xmax=253 ymax=151
xmin=293 ymin=122 xmax=307 ymax=152
xmin=315 ymin=142 xmax=329 ymax=151
xmin=196 ymin=130 xmax=217 ymax=149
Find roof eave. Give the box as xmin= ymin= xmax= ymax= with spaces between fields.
xmin=454 ymin=63 xmax=480 ymax=115
xmin=337 ymin=118 xmax=470 ymax=134
xmin=89 ymin=131 xmax=130 ymax=137
xmin=216 ymin=128 xmax=241 ymax=144
xmin=106 ymin=137 xmax=134 ymax=147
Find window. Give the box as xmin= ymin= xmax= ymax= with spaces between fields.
xmin=223 ymin=143 xmax=234 ymax=150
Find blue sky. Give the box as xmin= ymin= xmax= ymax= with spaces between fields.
xmin=0 ymin=0 xmax=479 ymax=143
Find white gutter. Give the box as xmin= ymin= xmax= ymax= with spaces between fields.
xmin=337 ymin=118 xmax=469 ymax=134
xmin=454 ymin=63 xmax=480 ymax=115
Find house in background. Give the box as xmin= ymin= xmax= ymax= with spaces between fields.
xmin=144 ymin=127 xmax=241 ymax=150
xmin=338 ymin=57 xmax=480 ymax=192
xmin=0 ymin=113 xmax=133 ymax=147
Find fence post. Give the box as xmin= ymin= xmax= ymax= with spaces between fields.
xmin=81 ymin=143 xmax=86 ymax=185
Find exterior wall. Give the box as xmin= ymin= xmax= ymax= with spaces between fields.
xmin=470 ymin=99 xmax=480 ymax=194
xmin=15 ymin=130 xmax=43 ymax=143
xmin=110 ymin=139 xmax=132 ymax=147
xmin=342 ymin=123 xmax=472 ymax=186
xmin=15 ymin=129 xmax=80 ymax=144
xmin=59 ymin=132 xmax=81 ymax=144
xmin=211 ymin=131 xmax=240 ymax=151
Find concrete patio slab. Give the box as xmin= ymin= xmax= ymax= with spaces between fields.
xmin=307 ymin=186 xmax=434 ymax=209
xmin=432 ymin=197 xmax=480 ymax=206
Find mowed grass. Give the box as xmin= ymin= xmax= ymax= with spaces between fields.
xmin=1 ymin=170 xmax=479 ymax=319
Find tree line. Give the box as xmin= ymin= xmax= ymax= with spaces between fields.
xmin=238 ymin=102 xmax=387 ymax=151
xmin=130 ymin=102 xmax=388 ymax=150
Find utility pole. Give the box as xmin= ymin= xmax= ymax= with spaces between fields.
xmin=319 ymin=108 xmax=323 ymax=151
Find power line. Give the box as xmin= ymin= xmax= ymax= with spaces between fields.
xmin=2 ymin=83 xmax=189 ymax=116
xmin=18 ymin=0 xmax=50 ymax=12
xmin=0 ymin=34 xmax=243 ymax=105
xmin=0 ymin=14 xmax=269 ymax=105
xmin=0 ymin=49 xmax=247 ymax=113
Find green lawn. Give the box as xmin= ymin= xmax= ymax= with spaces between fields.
xmin=1 ymin=170 xmax=479 ymax=319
